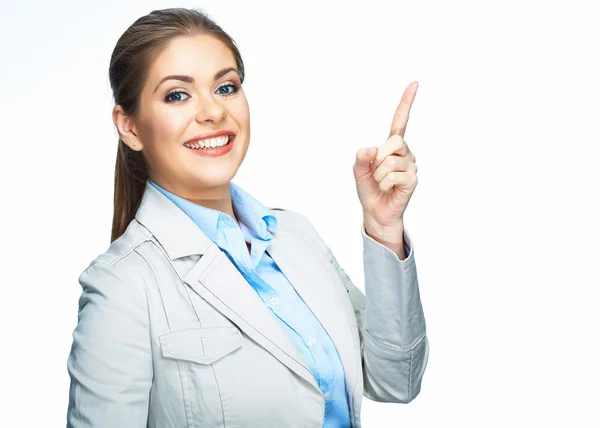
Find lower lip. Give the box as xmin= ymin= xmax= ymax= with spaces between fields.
xmin=185 ymin=136 xmax=235 ymax=157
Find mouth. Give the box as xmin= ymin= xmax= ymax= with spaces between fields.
xmin=183 ymin=134 xmax=234 ymax=150
xmin=183 ymin=134 xmax=235 ymax=157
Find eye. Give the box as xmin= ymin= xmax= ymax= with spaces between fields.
xmin=164 ymin=90 xmax=190 ymax=103
xmin=216 ymin=83 xmax=239 ymax=96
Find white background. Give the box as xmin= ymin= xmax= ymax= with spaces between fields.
xmin=1 ymin=0 xmax=599 ymax=426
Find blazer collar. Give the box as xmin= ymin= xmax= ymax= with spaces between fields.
xmin=135 ymin=179 xmax=297 ymax=259
xmin=146 ymin=178 xmax=278 ymax=246
xmin=135 ymin=179 xmax=213 ymax=260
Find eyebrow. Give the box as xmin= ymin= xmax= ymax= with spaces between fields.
xmin=153 ymin=67 xmax=238 ymax=94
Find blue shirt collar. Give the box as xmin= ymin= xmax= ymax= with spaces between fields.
xmin=148 ymin=179 xmax=278 ymax=244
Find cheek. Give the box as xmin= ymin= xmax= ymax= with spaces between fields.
xmin=137 ymin=107 xmax=188 ymax=170
xmin=230 ymin=97 xmax=250 ymax=128
xmin=150 ymin=110 xmax=188 ymax=141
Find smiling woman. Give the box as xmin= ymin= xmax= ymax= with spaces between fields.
xmin=66 ymin=7 xmax=428 ymax=428
xmin=109 ymin=19 xmax=250 ymax=240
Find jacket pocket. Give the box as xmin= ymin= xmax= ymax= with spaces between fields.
xmin=159 ymin=326 xmax=243 ymax=365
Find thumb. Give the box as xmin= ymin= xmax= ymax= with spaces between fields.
xmin=353 ymin=146 xmax=378 ymax=179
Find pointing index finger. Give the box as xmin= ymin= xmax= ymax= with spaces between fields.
xmin=389 ymin=81 xmax=419 ymax=138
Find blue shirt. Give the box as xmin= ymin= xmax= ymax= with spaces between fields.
xmin=149 ymin=179 xmax=351 ymax=427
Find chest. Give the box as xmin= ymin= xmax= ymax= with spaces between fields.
xmin=138 ymin=232 xmax=362 ymax=427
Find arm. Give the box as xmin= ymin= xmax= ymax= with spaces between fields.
xmin=66 ymin=260 xmax=153 ymax=427
xmin=347 ymin=222 xmax=428 ymax=403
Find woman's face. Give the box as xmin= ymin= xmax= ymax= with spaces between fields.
xmin=117 ymin=34 xmax=250 ymax=197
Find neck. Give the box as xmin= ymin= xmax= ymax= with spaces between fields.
xmin=150 ymin=176 xmax=238 ymax=223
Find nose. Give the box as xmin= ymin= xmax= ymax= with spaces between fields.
xmin=195 ymin=92 xmax=227 ymax=123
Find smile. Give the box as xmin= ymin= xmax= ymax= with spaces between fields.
xmin=184 ymin=135 xmax=232 ymax=150
xmin=184 ymin=135 xmax=235 ymax=157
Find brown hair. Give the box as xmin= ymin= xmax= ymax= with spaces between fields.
xmin=109 ymin=7 xmax=246 ymax=243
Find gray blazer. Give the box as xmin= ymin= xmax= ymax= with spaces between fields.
xmin=66 ymin=180 xmax=429 ymax=427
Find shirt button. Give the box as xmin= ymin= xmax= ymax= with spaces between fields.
xmin=270 ymin=297 xmax=279 ymax=306
xmin=323 ymin=391 xmax=332 ymax=401
xmin=308 ymin=337 xmax=316 ymax=346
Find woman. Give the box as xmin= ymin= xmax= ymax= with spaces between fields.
xmin=66 ymin=7 xmax=428 ymax=428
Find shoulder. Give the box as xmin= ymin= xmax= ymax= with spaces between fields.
xmin=78 ymin=219 xmax=158 ymax=296
xmin=267 ymin=206 xmax=315 ymax=232
xmin=268 ymin=207 xmax=331 ymax=258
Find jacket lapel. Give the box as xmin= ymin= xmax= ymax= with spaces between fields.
xmin=181 ymin=238 xmax=321 ymax=391
xmin=134 ymin=180 xmax=358 ymax=399
xmin=266 ymin=228 xmax=360 ymax=406
xmin=134 ymin=180 xmax=318 ymax=391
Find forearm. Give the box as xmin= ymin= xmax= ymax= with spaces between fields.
xmin=361 ymin=222 xmax=425 ymax=348
xmin=360 ymin=222 xmax=428 ymax=402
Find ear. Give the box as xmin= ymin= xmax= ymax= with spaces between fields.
xmin=112 ymin=105 xmax=144 ymax=151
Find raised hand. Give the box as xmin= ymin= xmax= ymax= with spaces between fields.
xmin=352 ymin=81 xmax=419 ymax=251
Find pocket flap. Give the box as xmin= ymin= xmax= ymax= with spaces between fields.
xmin=159 ymin=326 xmax=243 ymax=365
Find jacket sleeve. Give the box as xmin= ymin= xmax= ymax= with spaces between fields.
xmin=66 ymin=260 xmax=153 ymax=427
xmin=338 ymin=222 xmax=429 ymax=403
xmin=299 ymin=213 xmax=429 ymax=403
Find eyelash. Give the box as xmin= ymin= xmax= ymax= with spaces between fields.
xmin=163 ymin=83 xmax=240 ymax=103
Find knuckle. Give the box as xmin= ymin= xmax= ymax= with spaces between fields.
xmin=382 ymin=156 xmax=394 ymax=168
xmin=390 ymin=134 xmax=404 ymax=145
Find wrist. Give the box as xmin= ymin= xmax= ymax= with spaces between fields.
xmin=363 ymin=217 xmax=406 ymax=257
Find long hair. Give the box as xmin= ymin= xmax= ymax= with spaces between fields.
xmin=109 ymin=7 xmax=245 ymax=243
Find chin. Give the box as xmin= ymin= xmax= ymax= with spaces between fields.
xmin=192 ymin=168 xmax=238 ymax=187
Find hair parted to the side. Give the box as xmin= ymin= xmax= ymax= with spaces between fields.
xmin=109 ymin=7 xmax=245 ymax=243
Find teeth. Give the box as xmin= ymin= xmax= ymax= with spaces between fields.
xmin=185 ymin=135 xmax=230 ymax=149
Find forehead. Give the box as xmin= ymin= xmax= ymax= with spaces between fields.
xmin=147 ymin=34 xmax=236 ymax=84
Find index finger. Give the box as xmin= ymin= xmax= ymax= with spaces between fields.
xmin=389 ymin=80 xmax=419 ymax=138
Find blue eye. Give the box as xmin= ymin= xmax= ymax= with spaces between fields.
xmin=164 ymin=83 xmax=239 ymax=104
xmin=217 ymin=83 xmax=239 ymax=96
xmin=164 ymin=90 xmax=190 ymax=103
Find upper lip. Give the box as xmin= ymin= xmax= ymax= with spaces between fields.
xmin=184 ymin=130 xmax=235 ymax=144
